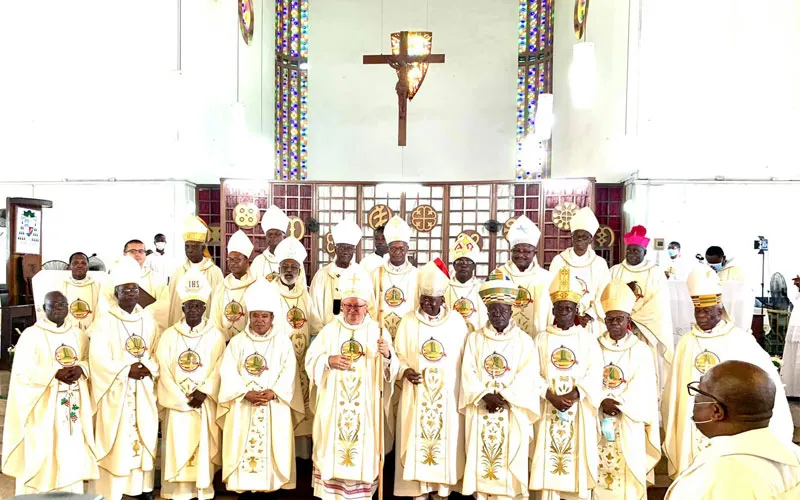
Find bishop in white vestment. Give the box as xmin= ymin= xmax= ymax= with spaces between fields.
xmin=217 ymin=279 xmax=304 ymax=494
xmin=89 ymin=257 xmax=160 ymax=500
xmin=306 ymin=266 xmax=400 ymax=500
xmin=445 ymin=233 xmax=488 ymax=333
xmin=530 ymin=268 xmax=603 ymax=500
xmin=609 ymin=226 xmax=673 ymax=394
xmin=394 ymin=260 xmax=469 ymax=499
xmin=211 ymin=230 xmax=257 ymax=341
xmin=309 ymin=219 xmax=369 ymax=333
xmin=662 ymin=268 xmax=793 ymax=479
xmin=167 ymin=216 xmax=224 ymax=326
xmin=156 ymin=272 xmax=226 ymax=500
xmin=594 ymin=280 xmax=661 ymax=500
xmin=272 ymin=236 xmax=314 ymax=455
xmin=548 ymin=207 xmax=611 ymax=337
xmin=2 ymin=291 xmax=98 ymax=495
xmin=460 ymin=270 xmax=540 ymax=500
xmin=494 ymin=215 xmax=553 ymax=338
xmin=252 ymin=204 xmax=307 ymax=285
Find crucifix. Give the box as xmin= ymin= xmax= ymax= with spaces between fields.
xmin=363 ymin=31 xmax=445 ymax=146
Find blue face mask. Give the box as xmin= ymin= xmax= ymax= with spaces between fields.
xmin=556 ymin=410 xmax=573 ymax=422
xmin=709 ymin=262 xmax=723 ymax=272
xmin=667 ymin=249 xmax=678 ymax=258
xmin=600 ymin=416 xmax=616 ymax=442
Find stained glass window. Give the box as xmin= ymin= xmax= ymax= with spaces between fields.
xmin=516 ymin=0 xmax=554 ymax=180
xmin=275 ymin=0 xmax=309 ymax=181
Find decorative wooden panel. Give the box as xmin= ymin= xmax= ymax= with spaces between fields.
xmin=540 ymin=180 xmax=592 ymax=268
xmin=594 ymin=184 xmax=625 ymax=267
xmin=361 ymin=185 xmax=403 ymax=261
xmin=405 ymin=185 xmax=445 ymax=266
xmin=197 ymin=185 xmax=222 ymax=268
xmin=448 ymin=184 xmax=493 ymax=278
xmin=220 ymin=180 xmax=270 ymax=275
xmin=271 ymin=182 xmax=315 ymax=279
xmin=315 ymin=184 xmax=360 ymax=268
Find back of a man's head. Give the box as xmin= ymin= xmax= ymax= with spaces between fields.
xmin=705 ymin=360 xmax=775 ymax=426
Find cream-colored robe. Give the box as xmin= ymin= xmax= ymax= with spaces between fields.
xmin=665 ymin=428 xmax=800 ymax=499
xmin=595 ymin=332 xmax=661 ymax=500
xmin=2 ymin=318 xmax=98 ymax=495
xmin=549 ymin=248 xmax=611 ymax=337
xmin=530 ymin=325 xmax=603 ymax=500
xmin=89 ymin=305 xmax=159 ymax=500
xmin=61 ymin=277 xmax=101 ymax=331
xmin=394 ymin=307 xmax=468 ymax=498
xmin=460 ymin=321 xmax=540 ymax=500
xmin=211 ymin=270 xmax=257 ymax=341
xmin=610 ymin=260 xmax=674 ymax=393
xmin=252 ymin=248 xmax=307 ymax=285
xmin=370 ymin=261 xmax=420 ymax=340
xmin=100 ymin=266 xmax=170 ymax=332
xmin=662 ymin=319 xmax=794 ymax=479
xmin=305 ymin=315 xmax=399 ymax=500
xmin=445 ymin=277 xmax=488 ymax=333
xmin=496 ymin=261 xmax=553 ymax=338
xmin=167 ymin=258 xmax=224 ymax=326
xmin=274 ymin=278 xmax=314 ymax=438
xmin=217 ymin=327 xmax=304 ymax=492
xmin=156 ymin=319 xmax=225 ymax=500
xmin=360 ymin=252 xmax=388 ymax=275
xmin=309 ymin=262 xmax=375 ymax=335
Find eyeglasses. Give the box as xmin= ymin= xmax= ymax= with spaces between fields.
xmin=687 ymin=381 xmax=726 ymax=410
xmin=126 ymin=249 xmax=146 ymax=255
xmin=341 ymin=304 xmax=367 ymax=312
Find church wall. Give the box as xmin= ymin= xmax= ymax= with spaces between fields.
xmin=0 ymin=180 xmax=195 ymax=285
xmin=626 ymin=180 xmax=800 ymax=296
xmin=307 ymin=0 xmax=518 ymax=181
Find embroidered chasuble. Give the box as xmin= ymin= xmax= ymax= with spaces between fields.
xmin=445 ymin=277 xmax=488 ymax=333
xmin=89 ymin=305 xmax=159 ymax=500
xmin=495 ymin=261 xmax=553 ymax=338
xmin=305 ymin=316 xmax=399 ymax=500
xmin=253 ymin=249 xmax=307 ymax=284
xmin=459 ymin=321 xmax=540 ymax=499
xmin=211 ymin=270 xmax=257 ymax=341
xmin=61 ymin=277 xmax=101 ymax=331
xmin=609 ymin=261 xmax=674 ymax=392
xmin=530 ymin=325 xmax=603 ymax=500
xmin=549 ymin=249 xmax=611 ymax=337
xmin=595 ymin=332 xmax=661 ymax=500
xmin=662 ymin=319 xmax=794 ymax=479
xmin=155 ymin=319 xmax=225 ymax=500
xmin=273 ymin=278 xmax=314 ymax=438
xmin=393 ymin=307 xmax=469 ymax=498
xmin=309 ymin=263 xmax=377 ymax=335
xmin=217 ymin=327 xmax=304 ymax=492
xmin=2 ymin=319 xmax=98 ymax=495
xmin=370 ymin=261 xmax=419 ymax=340
xmin=168 ymin=259 xmax=224 ymax=326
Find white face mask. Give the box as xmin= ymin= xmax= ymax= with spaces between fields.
xmin=155 ymin=242 xmax=166 ymax=251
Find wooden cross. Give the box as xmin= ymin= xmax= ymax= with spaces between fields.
xmin=363 ymin=31 xmax=445 ymax=146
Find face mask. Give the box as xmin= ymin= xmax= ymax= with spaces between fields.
xmin=155 ymin=242 xmax=166 ymax=251
xmin=556 ymin=409 xmax=573 ymax=422
xmin=691 ymin=401 xmax=715 ymax=425
xmin=667 ymin=249 xmax=678 ymax=258
xmin=709 ymin=262 xmax=723 ymax=272
xmin=600 ymin=416 xmax=616 ymax=442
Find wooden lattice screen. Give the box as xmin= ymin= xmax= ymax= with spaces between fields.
xmin=218 ymin=179 xmax=616 ymax=283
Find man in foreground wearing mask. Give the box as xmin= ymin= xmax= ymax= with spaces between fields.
xmin=460 ymin=270 xmax=540 ymax=500
xmin=664 ymin=241 xmax=695 ymax=281
xmin=665 ymin=360 xmax=800 ymax=499
xmin=662 ymin=267 xmax=793 ymax=479
xmin=530 ymin=268 xmax=602 ymax=500
xmin=594 ymin=280 xmax=661 ymax=500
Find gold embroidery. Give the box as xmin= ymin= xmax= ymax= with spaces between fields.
xmin=418 ymin=368 xmax=445 ymax=465
xmin=480 ymin=412 xmax=505 ymax=480
xmin=336 ymin=372 xmax=362 ymax=467
xmin=383 ymin=312 xmax=402 ymax=338
xmin=598 ymin=420 xmax=623 ymax=491
xmin=548 ymin=410 xmax=575 ymax=475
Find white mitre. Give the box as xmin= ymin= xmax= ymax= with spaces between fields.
xmin=178 ymin=270 xmax=212 ymax=304
xmin=418 ymin=259 xmax=450 ymax=297
xmin=569 ymin=206 xmax=599 ymax=235
xmin=243 ymin=279 xmax=281 ymax=314
xmin=274 ymin=237 xmax=307 ymax=264
xmin=331 ymin=219 xmax=362 ymax=246
xmin=110 ymin=255 xmax=142 ymax=288
xmin=338 ymin=266 xmax=373 ymax=302
xmin=260 ymin=205 xmax=290 ymax=233
xmin=384 ymin=215 xmax=412 ymax=244
xmin=228 ymin=230 xmax=254 ymax=258
xmin=508 ymin=214 xmax=541 ymax=247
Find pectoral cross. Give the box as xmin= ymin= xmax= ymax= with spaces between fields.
xmin=363 ymin=31 xmax=445 ymax=146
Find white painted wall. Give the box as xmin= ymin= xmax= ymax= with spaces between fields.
xmin=552 ymin=0 xmax=800 ymax=182
xmin=307 ymin=0 xmax=518 ymax=181
xmin=0 ymin=181 xmax=196 ymax=285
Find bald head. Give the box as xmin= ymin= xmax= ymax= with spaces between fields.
xmin=43 ymin=291 xmax=69 ymax=326
xmin=702 ymin=360 xmax=775 ymax=419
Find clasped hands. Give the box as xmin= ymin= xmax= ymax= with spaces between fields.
xmin=328 ymin=338 xmax=391 ymax=371
xmin=55 ymin=366 xmax=84 ymax=385
xmin=600 ymin=398 xmax=622 ymax=416
xmin=244 ymin=389 xmax=277 ymax=406
xmin=187 ymin=390 xmax=207 ymax=409
xmin=545 ymin=388 xmax=580 ymax=412
xmin=128 ymin=362 xmax=152 ymax=380
xmin=481 ymin=392 xmax=508 ymax=413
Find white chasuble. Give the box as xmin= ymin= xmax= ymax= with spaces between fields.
xmin=445 ymin=277 xmax=488 ymax=333
xmin=211 ymin=270 xmax=257 ymax=341
xmin=370 ymin=261 xmax=419 ymax=340
xmin=2 ymin=319 xmax=98 ymax=495
xmin=662 ymin=319 xmax=793 ymax=479
xmin=274 ymin=279 xmax=314 ymax=437
xmin=253 ymin=248 xmax=307 ymax=285
xmin=549 ymin=249 xmax=611 ymax=337
xmin=530 ymin=325 xmax=603 ymax=499
xmin=595 ymin=332 xmax=661 ymax=500
xmin=309 ymin=263 xmax=376 ymax=335
xmin=305 ymin=316 xmax=399 ymax=500
xmin=156 ymin=319 xmax=225 ymax=500
xmin=61 ymin=277 xmax=101 ymax=332
xmin=496 ymin=261 xmax=553 ymax=338
xmin=609 ymin=261 xmax=674 ymax=392
xmin=89 ymin=305 xmax=159 ymax=500
xmin=460 ymin=322 xmax=540 ymax=500
xmin=394 ymin=307 xmax=469 ymax=498
xmin=217 ymin=327 xmax=304 ymax=493
xmin=167 ymin=259 xmax=224 ymax=326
